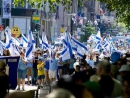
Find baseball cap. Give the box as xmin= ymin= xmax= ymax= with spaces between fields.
xmin=38 ymin=57 xmax=44 ymax=62
xmin=119 ymin=65 xmax=130 ymax=72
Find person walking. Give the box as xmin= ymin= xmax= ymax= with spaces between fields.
xmin=57 ymin=53 xmax=63 ymax=79
xmin=32 ymin=52 xmax=38 ymax=85
xmin=37 ymin=57 xmax=45 ymax=86
xmin=26 ymin=58 xmax=33 ymax=85
xmin=44 ymin=53 xmax=50 ymax=85
xmin=17 ymin=52 xmax=27 ymax=90
xmin=49 ymin=52 xmax=58 ymax=82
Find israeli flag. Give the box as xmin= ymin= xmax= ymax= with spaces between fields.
xmin=25 ymin=27 xmax=33 ymax=58
xmin=21 ymin=34 xmax=28 ymax=47
xmin=42 ymin=29 xmax=49 ymax=50
xmin=30 ymin=31 xmax=36 ymax=49
xmin=101 ymin=41 xmax=109 ymax=50
xmin=12 ymin=44 xmax=20 ymax=55
xmin=71 ymin=37 xmax=88 ymax=57
xmin=61 ymin=32 xmax=72 ymax=61
xmin=12 ymin=37 xmax=21 ymax=46
xmin=5 ymin=28 xmax=16 ymax=56
xmin=94 ymin=30 xmax=102 ymax=42
xmin=62 ymin=31 xmax=68 ymax=47
xmin=93 ymin=42 xmax=101 ymax=52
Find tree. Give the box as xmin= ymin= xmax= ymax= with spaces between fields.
xmin=13 ymin=0 xmax=85 ymax=12
xmin=117 ymin=22 xmax=127 ymax=33
xmin=98 ymin=0 xmax=130 ymax=27
xmin=80 ymin=23 xmax=96 ymax=42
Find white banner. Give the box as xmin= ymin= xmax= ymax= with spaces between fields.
xmin=3 ymin=0 xmax=11 ymax=19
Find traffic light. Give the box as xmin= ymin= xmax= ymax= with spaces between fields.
xmin=35 ymin=24 xmax=41 ymax=31
xmin=38 ymin=24 xmax=41 ymax=31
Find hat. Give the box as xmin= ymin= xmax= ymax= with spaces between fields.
xmin=84 ymin=81 xmax=101 ymax=92
xmin=119 ymin=65 xmax=130 ymax=72
xmin=38 ymin=57 xmax=44 ymax=62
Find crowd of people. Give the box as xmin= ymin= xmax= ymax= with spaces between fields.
xmin=1 ymin=47 xmax=130 ymax=98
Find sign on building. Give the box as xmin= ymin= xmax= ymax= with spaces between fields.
xmin=3 ymin=0 xmax=11 ymax=19
xmin=32 ymin=14 xmax=40 ymax=24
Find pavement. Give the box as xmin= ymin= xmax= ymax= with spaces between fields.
xmin=10 ymin=84 xmax=50 ymax=98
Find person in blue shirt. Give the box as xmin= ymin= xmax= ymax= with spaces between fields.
xmin=17 ymin=52 xmax=27 ymax=90
xmin=49 ymin=52 xmax=58 ymax=82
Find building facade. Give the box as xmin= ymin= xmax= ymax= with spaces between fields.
xmin=0 ymin=0 xmax=37 ymax=36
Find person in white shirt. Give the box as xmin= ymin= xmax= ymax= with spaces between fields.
xmin=87 ymin=56 xmax=94 ymax=68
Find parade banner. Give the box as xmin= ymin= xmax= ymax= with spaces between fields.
xmin=3 ymin=0 xmax=11 ymax=19
xmin=0 ymin=56 xmax=20 ymax=89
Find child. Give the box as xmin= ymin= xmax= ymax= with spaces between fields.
xmin=37 ymin=57 xmax=45 ymax=86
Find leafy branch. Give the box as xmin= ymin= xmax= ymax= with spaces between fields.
xmin=13 ymin=0 xmax=86 ymax=12
xmin=98 ymin=0 xmax=130 ymax=27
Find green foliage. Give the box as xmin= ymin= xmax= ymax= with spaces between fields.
xmin=117 ymin=22 xmax=127 ymax=33
xmin=80 ymin=23 xmax=96 ymax=42
xmin=98 ymin=0 xmax=130 ymax=27
xmin=13 ymin=0 xmax=85 ymax=12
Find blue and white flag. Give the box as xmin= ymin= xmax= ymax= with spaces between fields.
xmin=42 ymin=29 xmax=49 ymax=50
xmin=12 ymin=44 xmax=20 ymax=55
xmin=25 ymin=27 xmax=33 ymax=58
xmin=94 ymin=30 xmax=102 ymax=42
xmin=71 ymin=37 xmax=88 ymax=57
xmin=21 ymin=34 xmax=28 ymax=47
xmin=5 ymin=28 xmax=16 ymax=56
xmin=12 ymin=37 xmax=21 ymax=46
xmin=93 ymin=42 xmax=101 ymax=52
xmin=61 ymin=32 xmax=72 ymax=61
